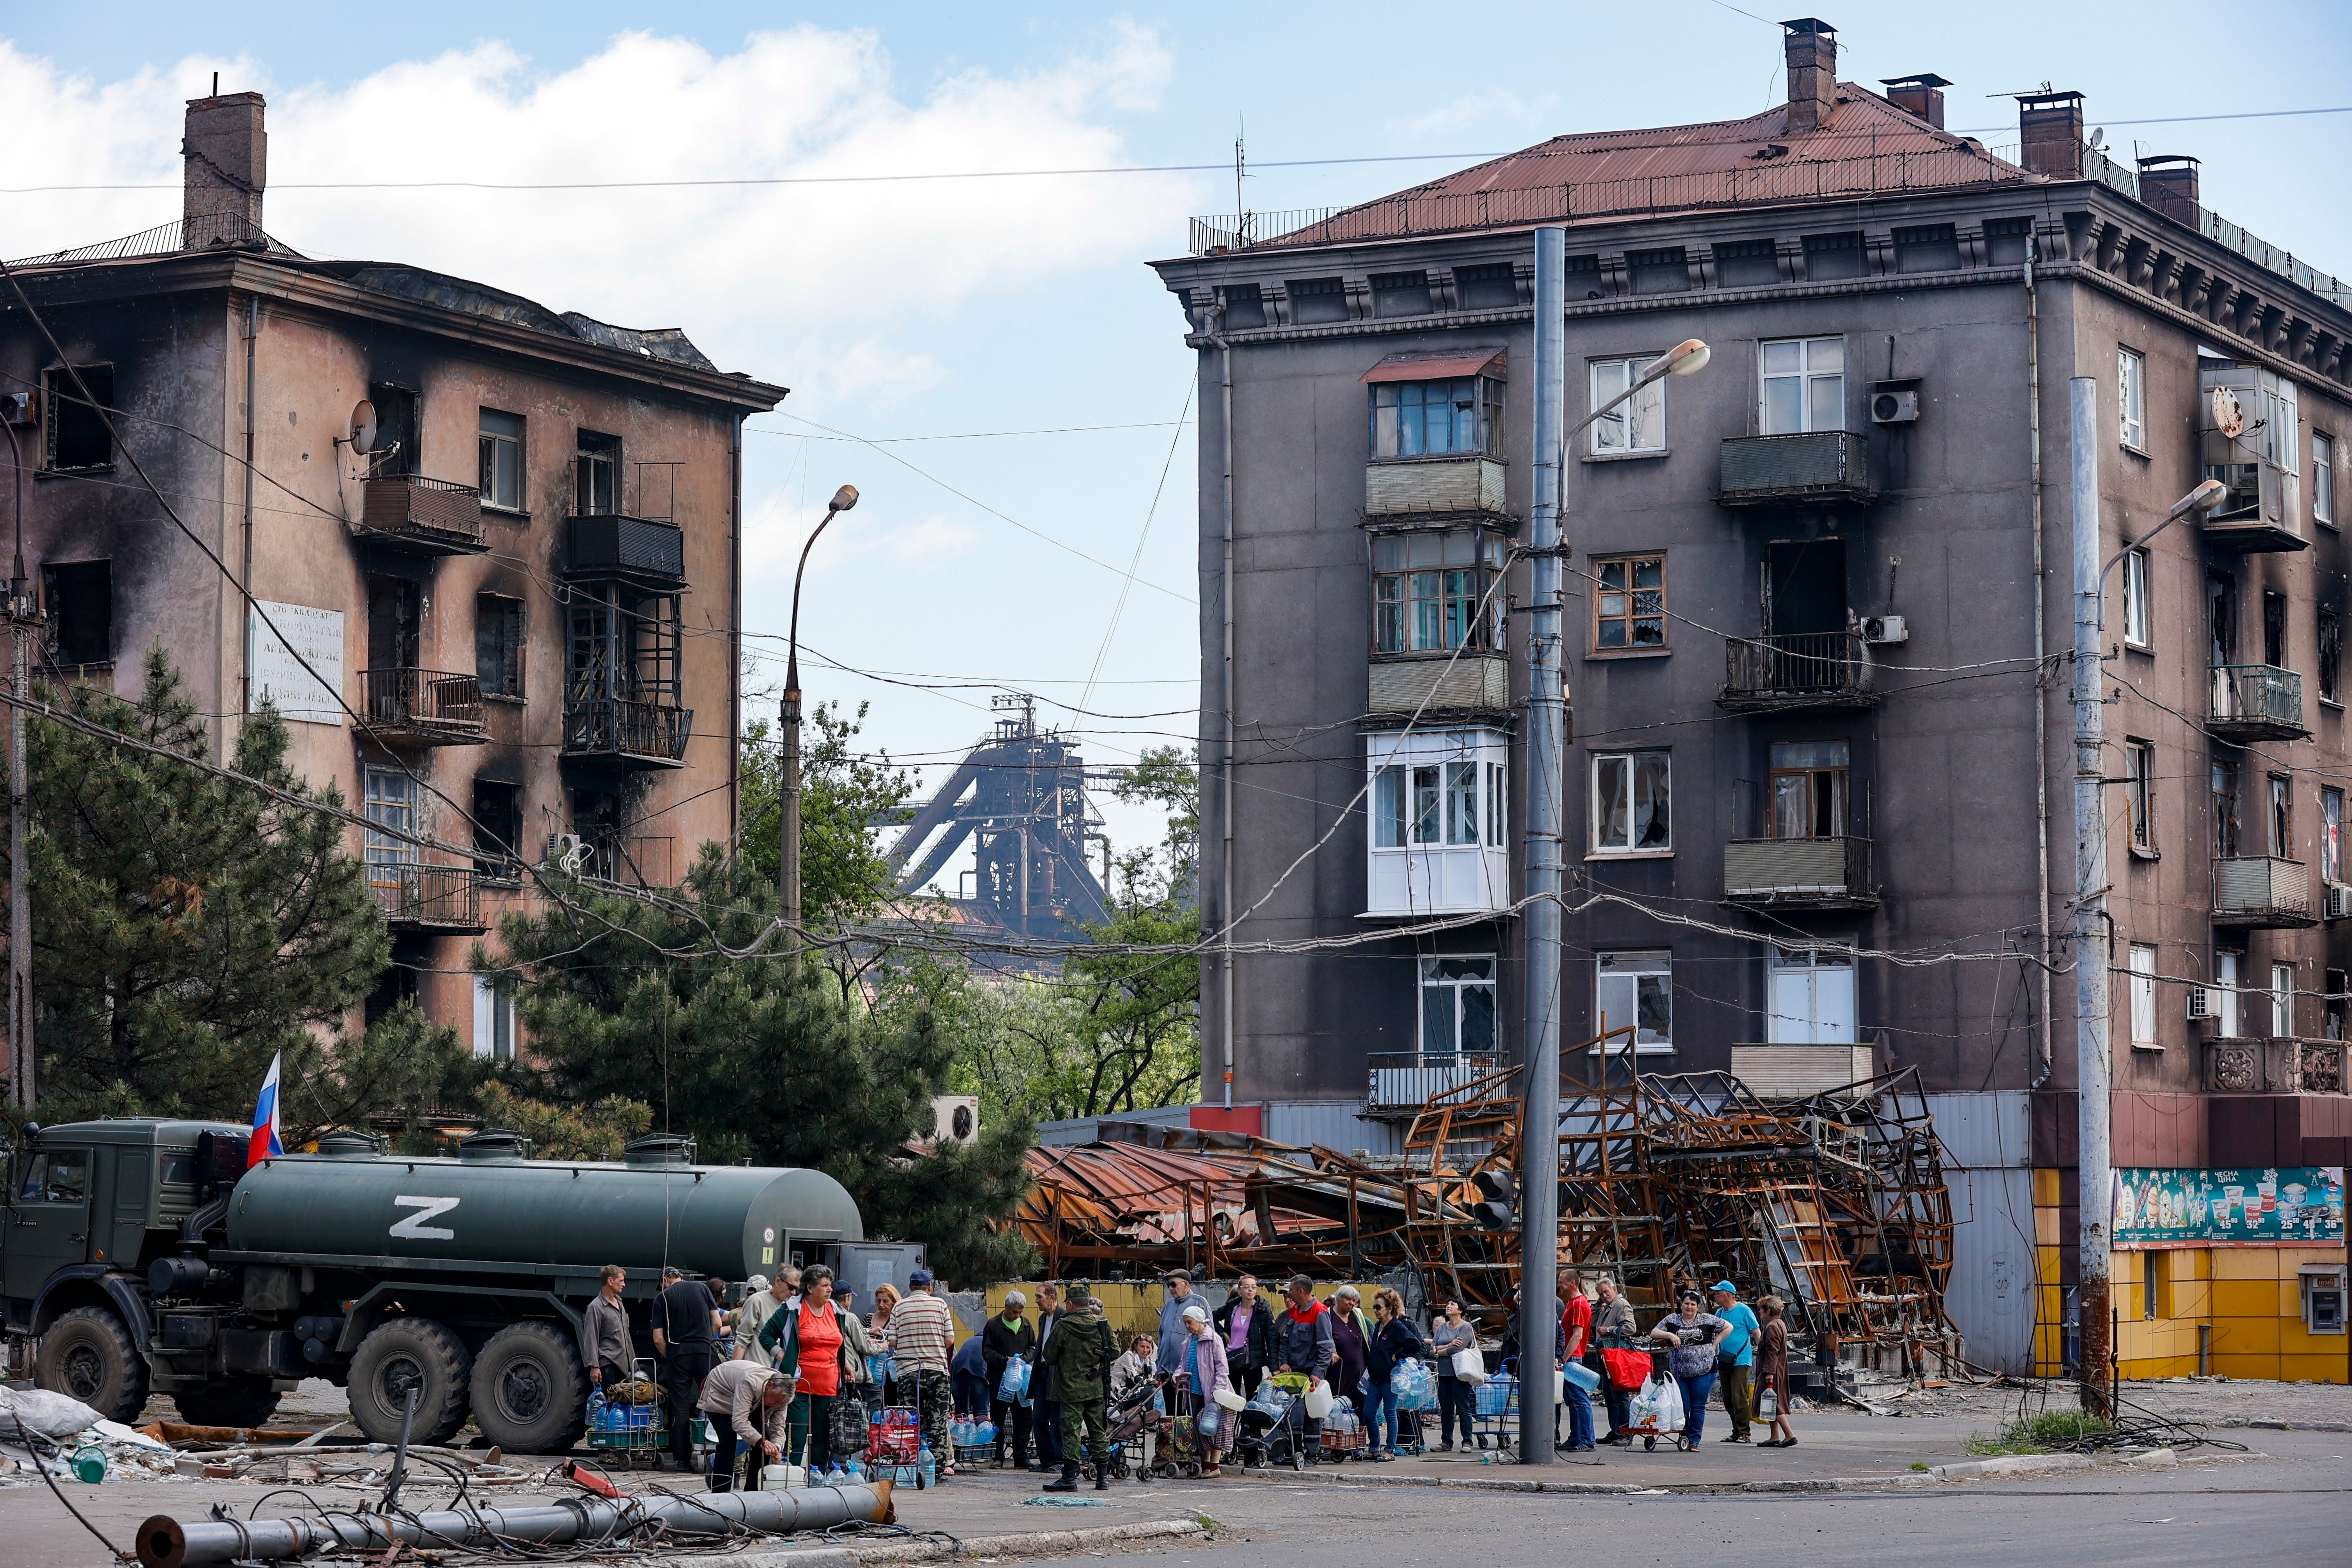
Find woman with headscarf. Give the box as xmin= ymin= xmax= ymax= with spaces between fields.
xmin=1178 ymin=1301 xmax=1233 ymax=1477
xmin=1326 ymin=1284 xmax=1372 ymax=1409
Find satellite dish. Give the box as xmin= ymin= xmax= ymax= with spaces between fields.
xmin=2211 ymin=386 xmax=2245 ymax=440
xmin=346 ymin=399 xmax=378 ymax=455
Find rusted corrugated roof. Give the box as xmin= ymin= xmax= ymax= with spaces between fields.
xmin=1262 ymin=85 xmax=2032 ymax=251
xmin=1363 ymin=348 xmax=1505 ymax=382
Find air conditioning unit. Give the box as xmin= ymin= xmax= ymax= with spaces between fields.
xmin=545 ymin=832 xmax=588 ymax=874
xmin=930 ymin=1095 xmax=979 ymax=1146
xmin=2185 ymin=987 xmax=2220 ymax=1021
xmin=0 ymin=391 xmax=34 ymax=426
xmin=1862 ymin=615 xmax=1909 ymax=646
xmin=1868 ymin=379 xmax=1921 ymax=424
xmin=2326 ymin=883 xmax=2352 ymax=921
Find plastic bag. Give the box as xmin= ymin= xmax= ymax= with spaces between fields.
xmin=1390 ymin=1359 xmax=1436 ymax=1413
xmin=0 ymin=1387 xmax=102 ymax=1442
xmin=996 ymin=1358 xmax=1030 ymax=1406
xmin=1450 ymin=1344 xmax=1487 ymax=1386
xmin=1629 ymin=1374 xmax=1683 ymax=1433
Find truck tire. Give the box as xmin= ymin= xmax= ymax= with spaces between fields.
xmin=36 ymin=1306 xmax=149 ymax=1424
xmin=175 ymin=1379 xmax=282 ymax=1430
xmin=349 ymin=1319 xmax=472 ymax=1446
xmin=469 ymin=1322 xmax=588 ymax=1454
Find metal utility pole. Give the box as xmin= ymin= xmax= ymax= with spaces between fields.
xmin=4 ymin=421 xmax=31 ymax=1114
xmin=1516 ymin=225 xmax=1567 ymax=1466
xmin=2069 ymin=376 xmax=2112 ymax=1418
xmin=781 ymin=485 xmax=858 ymax=949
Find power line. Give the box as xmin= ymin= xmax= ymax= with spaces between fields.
xmin=748 ymin=420 xmax=1189 ymax=444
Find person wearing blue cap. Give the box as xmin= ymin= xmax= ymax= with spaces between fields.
xmin=1708 ymin=1281 xmax=1761 ymax=1444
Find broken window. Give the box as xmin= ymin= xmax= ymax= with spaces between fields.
xmin=1759 ymin=336 xmax=1844 ymax=434
xmin=2325 ymin=787 xmax=2344 ymax=883
xmin=367 ymin=576 xmax=421 ymax=672
xmin=42 ymin=560 xmax=112 ymax=667
xmin=472 ymin=777 xmax=521 ymax=879
xmin=1592 ymin=554 xmax=1665 ymax=649
xmin=477 ymin=408 xmax=525 ymax=511
xmin=1418 ymin=955 xmax=1495 ymax=1053
xmin=2316 ymin=431 xmax=2336 ymax=527
xmin=2264 ymin=590 xmax=2288 ymax=669
xmin=1592 ymin=751 xmax=1670 ymax=853
xmin=2212 ymin=759 xmax=2241 ymax=858
xmin=43 ymin=364 xmax=113 ymax=470
xmin=2127 ymin=740 xmax=2157 ymax=853
xmin=364 ymin=768 xmax=419 ymax=883
xmin=2327 ymin=968 xmax=2346 ymax=1041
xmin=2270 ymin=773 xmax=2293 ymax=858
xmin=575 ymin=431 xmax=620 ymax=516
xmin=2324 ymin=610 xmax=2342 ymax=703
xmin=1589 ymin=359 xmax=1665 ymax=454
xmin=2273 ymin=961 xmax=2296 ymax=1038
xmin=1372 ymin=528 xmax=1504 ymax=654
xmin=2207 ymin=570 xmax=2237 ymax=666
xmin=1770 ymin=740 xmax=1850 ymax=839
xmin=366 ymin=383 xmax=417 ymax=479
xmin=476 ymin=593 xmax=524 ymax=699
xmin=1595 ymin=950 xmax=1672 ymax=1052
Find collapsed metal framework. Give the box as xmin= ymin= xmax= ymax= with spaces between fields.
xmin=1012 ymin=1045 xmax=1959 ymax=1371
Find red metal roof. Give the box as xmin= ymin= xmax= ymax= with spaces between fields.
xmin=1263 ymin=85 xmax=2034 ymax=251
xmin=1362 ymin=348 xmax=1505 ymax=383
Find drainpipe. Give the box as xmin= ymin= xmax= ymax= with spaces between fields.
xmin=238 ymin=293 xmax=258 ymax=728
xmin=1215 ymin=306 xmax=1236 ymax=1112
xmin=2027 ymin=254 xmax=2056 ymax=1088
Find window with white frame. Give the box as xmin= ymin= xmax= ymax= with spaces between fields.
xmin=2325 ymin=786 xmax=2344 ymax=883
xmin=1759 ymin=337 xmax=1845 ymax=435
xmin=2316 ymin=431 xmax=2336 ymax=527
xmin=2122 ymin=546 xmax=2152 ymax=647
xmin=2118 ymin=348 xmax=2146 ymax=449
xmin=2264 ymin=373 xmax=2300 ymax=474
xmin=1589 ymin=357 xmax=1666 ymax=454
xmin=1767 ymin=946 xmax=1856 ymax=1043
xmin=1367 ymin=729 xmax=1510 ymax=916
xmin=477 ymin=409 xmax=525 ymax=511
xmin=1595 ymin=950 xmax=1673 ymax=1052
xmin=2126 ymin=739 xmax=2156 ymax=853
xmin=2273 ymin=961 xmax=2296 ymax=1038
xmin=472 ymin=974 xmax=516 ymax=1061
xmin=2216 ymin=950 xmax=2242 ymax=1037
xmin=1591 ymin=752 xmax=1670 ymax=853
xmin=1420 ymin=956 xmax=1496 ymax=1053
xmin=2129 ymin=944 xmax=2159 ymax=1046
xmin=364 ymin=768 xmax=419 ymax=873
xmin=1374 ymin=758 xmax=1502 ymax=848
xmin=1373 ymin=528 xmax=1506 ymax=654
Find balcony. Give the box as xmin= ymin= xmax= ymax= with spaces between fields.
xmin=1367 ymin=653 xmax=1509 ymax=716
xmin=1729 ymin=1044 xmax=1877 ymax=1099
xmin=354 ymin=475 xmax=489 ymax=555
xmin=2203 ymin=1037 xmax=2347 ymax=1095
xmin=1724 ymin=835 xmax=1877 ymax=911
xmin=563 ymin=515 xmax=687 ymax=591
xmin=2200 ymin=462 xmax=2307 ymax=554
xmin=369 ymin=863 xmax=487 ymax=934
xmin=1366 ymin=1052 xmax=1501 ymax=1117
xmin=1717 ymin=431 xmax=1873 ymax=506
xmin=358 ymin=669 xmax=487 ymax=746
xmin=1364 ymin=455 xmax=1506 ymax=518
xmin=562 ymin=697 xmax=691 ymax=768
xmin=1719 ymin=632 xmax=1875 ymax=712
xmin=2209 ymin=664 xmax=2307 ymax=742
xmin=2213 ymin=855 xmax=2314 ymax=928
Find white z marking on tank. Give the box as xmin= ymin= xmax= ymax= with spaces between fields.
xmin=389 ymin=1196 xmax=460 ymax=1241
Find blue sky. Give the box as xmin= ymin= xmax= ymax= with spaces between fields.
xmin=7 ymin=2 xmax=2349 ymax=885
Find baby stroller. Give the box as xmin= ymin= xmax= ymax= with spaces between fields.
xmin=1095 ymin=1370 xmax=1167 ymax=1481
xmin=1234 ymin=1381 xmax=1309 ymax=1471
xmin=1128 ymin=1372 xmax=1226 ymax=1481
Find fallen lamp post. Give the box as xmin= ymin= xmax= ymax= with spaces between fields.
xmin=138 ymin=1481 xmax=887 ymax=1568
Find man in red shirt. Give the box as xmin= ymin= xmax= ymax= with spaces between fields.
xmin=1557 ymin=1271 xmax=1596 ymax=1452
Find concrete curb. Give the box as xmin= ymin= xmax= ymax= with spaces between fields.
xmin=1927 ymin=1454 xmax=2093 ymax=1481
xmin=2214 ymin=1418 xmax=2352 ymax=1433
xmin=719 ymin=1518 xmax=1210 ymax=1568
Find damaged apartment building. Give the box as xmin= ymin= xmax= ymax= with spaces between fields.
xmin=0 ymin=91 xmax=783 ymax=1055
xmin=1150 ymin=20 xmax=2349 ymax=1378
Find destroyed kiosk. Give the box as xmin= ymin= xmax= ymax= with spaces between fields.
xmin=2 ymin=1119 xmax=871 ymax=1451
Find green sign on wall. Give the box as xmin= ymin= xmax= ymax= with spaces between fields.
xmin=2113 ymin=1167 xmax=2345 ymax=1247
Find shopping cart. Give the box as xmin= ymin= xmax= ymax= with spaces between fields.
xmin=1468 ymin=1367 xmax=1521 ymax=1457
xmin=869 ymin=1368 xmax=928 ymax=1489
xmin=584 ymin=1359 xmax=665 ymax=1469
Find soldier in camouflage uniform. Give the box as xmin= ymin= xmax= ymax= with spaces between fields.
xmin=1038 ymin=1284 xmax=1117 ymax=1491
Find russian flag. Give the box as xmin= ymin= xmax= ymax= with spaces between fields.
xmin=248 ymin=1052 xmax=285 ymax=1164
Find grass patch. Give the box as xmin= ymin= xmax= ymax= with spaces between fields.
xmin=1964 ymin=1410 xmax=2116 ymax=1456
xmin=1909 ymin=1461 xmax=1929 ymax=1472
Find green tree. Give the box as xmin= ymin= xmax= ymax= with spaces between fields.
xmin=494 ymin=849 xmax=1036 ymax=1282
xmin=14 ymin=649 xmax=391 ymax=1121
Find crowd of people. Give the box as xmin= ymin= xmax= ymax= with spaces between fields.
xmin=577 ymin=1262 xmax=1798 ymax=1492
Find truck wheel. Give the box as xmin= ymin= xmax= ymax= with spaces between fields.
xmin=349 ymin=1319 xmax=472 ymax=1446
xmin=468 ymin=1322 xmax=588 ymax=1454
xmin=37 ymin=1306 xmax=149 ymax=1424
xmin=175 ymin=1379 xmax=281 ymax=1429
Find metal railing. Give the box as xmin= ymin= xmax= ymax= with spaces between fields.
xmin=361 ymin=668 xmax=485 ymax=735
xmin=1718 ymin=431 xmax=1870 ymax=502
xmin=1367 ymin=1052 xmax=1501 ymax=1111
xmin=2210 ymin=664 xmax=2303 ymax=732
xmin=1724 ymin=835 xmax=1874 ymax=903
xmin=356 ymin=473 xmax=488 ymax=550
xmin=369 ymin=863 xmax=484 ymax=929
xmin=562 ymin=697 xmax=691 ymax=762
xmin=1724 ymin=633 xmax=1872 ymax=701
xmin=2074 ymin=144 xmax=2352 ymax=309
xmin=7 ymin=214 xmax=302 ymax=269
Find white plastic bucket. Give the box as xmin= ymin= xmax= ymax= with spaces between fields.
xmin=760 ymin=1465 xmax=807 ymax=1490
xmin=1303 ymin=1382 xmax=1335 ymax=1418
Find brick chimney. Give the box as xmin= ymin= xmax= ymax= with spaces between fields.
xmin=183 ymin=91 xmax=266 ymax=248
xmin=1781 ymin=18 xmax=1839 ymax=135
xmin=2015 ymin=90 xmax=2085 ymax=179
xmin=1880 ymin=73 xmax=1949 ymax=129
xmin=2137 ymin=155 xmax=2200 ymax=225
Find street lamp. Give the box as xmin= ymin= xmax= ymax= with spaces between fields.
xmin=780 ymin=484 xmax=858 ymax=947
xmin=1516 ymin=275 xmax=1712 ymax=1468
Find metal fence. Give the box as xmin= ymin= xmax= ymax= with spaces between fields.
xmin=562 ymin=697 xmax=691 ymax=761
xmin=2210 ymin=664 xmax=2304 ymax=730
xmin=369 ymin=863 xmax=484 ymax=929
xmin=1366 ymin=1052 xmax=1501 ymax=1112
xmin=1724 ymin=633 xmax=1872 ymax=701
xmin=362 ymin=668 xmax=485 ymax=733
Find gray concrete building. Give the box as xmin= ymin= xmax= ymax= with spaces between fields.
xmin=2 ymin=91 xmax=782 ymax=1059
xmin=1151 ymin=21 xmax=2351 ymax=1373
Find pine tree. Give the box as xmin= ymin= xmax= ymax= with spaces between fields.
xmin=14 ymin=649 xmax=390 ymax=1120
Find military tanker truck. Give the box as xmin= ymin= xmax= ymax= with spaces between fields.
xmin=1 ymin=1118 xmax=874 ymax=1453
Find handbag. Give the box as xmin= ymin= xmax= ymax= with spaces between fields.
xmin=1600 ymin=1347 xmax=1653 ymax=1392
xmin=828 ymin=1388 xmax=871 ymax=1458
xmin=1449 ymin=1344 xmax=1487 ymax=1386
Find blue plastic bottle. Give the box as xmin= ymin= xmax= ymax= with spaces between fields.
xmin=918 ymin=1441 xmax=937 ymax=1487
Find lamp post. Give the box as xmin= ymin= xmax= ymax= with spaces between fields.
xmin=780 ymin=484 xmax=858 ymax=949
xmin=3 ymin=418 xmax=30 ymax=1114
xmin=2072 ymin=404 xmax=2225 ymax=1418
xmin=1517 ymin=244 xmax=1708 ymax=1468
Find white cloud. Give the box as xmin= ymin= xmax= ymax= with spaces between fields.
xmin=740 ymin=488 xmax=974 ymax=592
xmin=1390 ymin=89 xmax=1546 ymax=142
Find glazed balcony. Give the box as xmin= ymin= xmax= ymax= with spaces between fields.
xmin=1719 ymin=632 xmax=1875 ymax=712
xmin=2208 ymin=664 xmax=2306 ymax=742
xmin=354 ymin=475 xmax=488 ymax=555
xmin=1724 ymin=835 xmax=1877 ymax=911
xmin=1717 ymin=431 xmax=1873 ymax=506
xmin=358 ymin=669 xmax=487 ymax=746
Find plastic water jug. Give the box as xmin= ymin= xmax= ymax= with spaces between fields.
xmin=918 ymin=1442 xmax=937 ymax=1487
xmin=760 ymin=1464 xmax=806 ymax=1490
xmin=1303 ymin=1382 xmax=1334 ymax=1418
xmin=1757 ymin=1386 xmax=1778 ymax=1422
xmin=1564 ymin=1359 xmax=1601 ymax=1393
